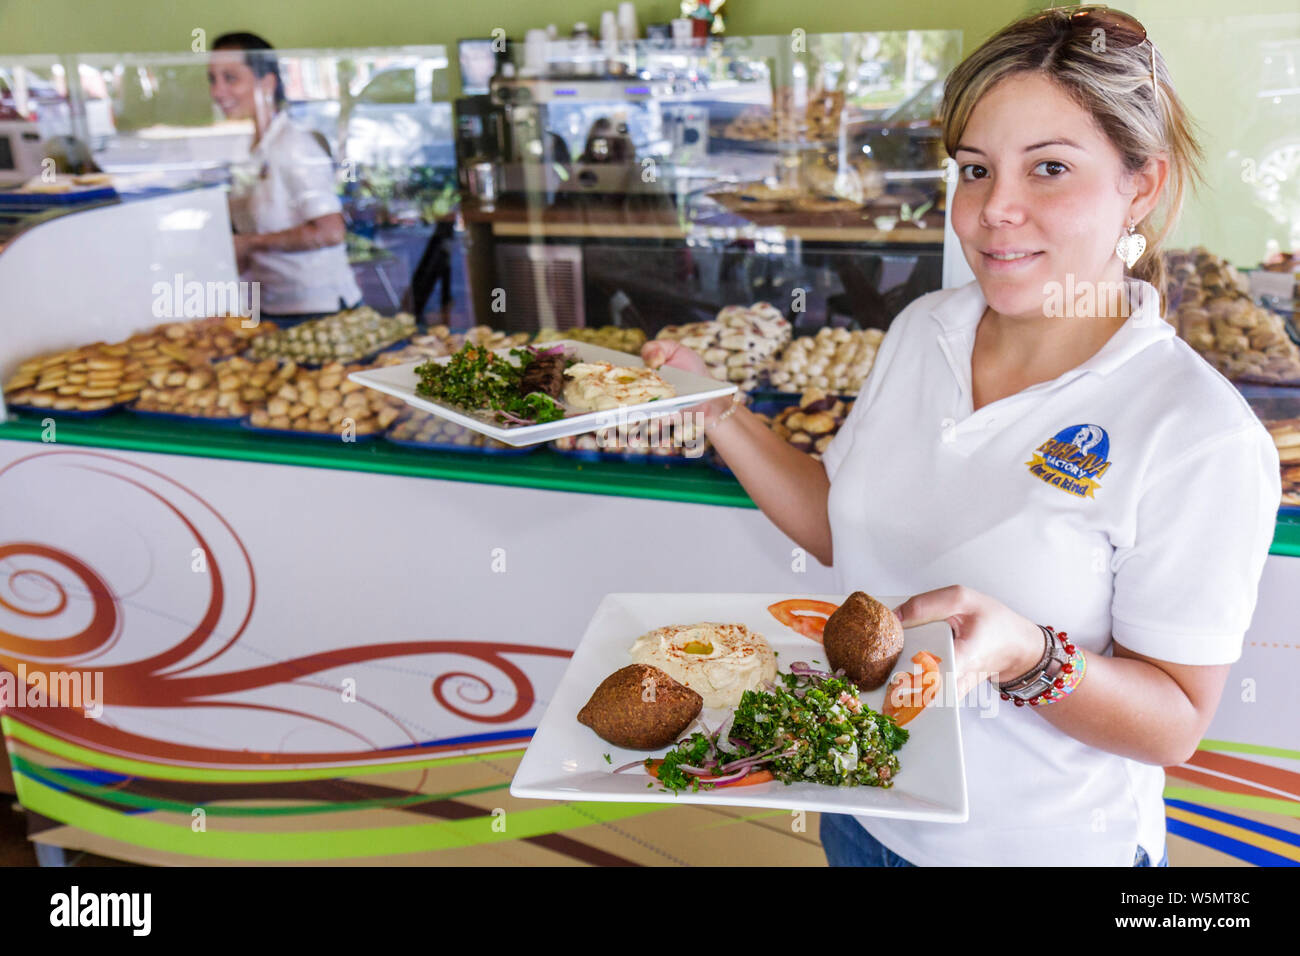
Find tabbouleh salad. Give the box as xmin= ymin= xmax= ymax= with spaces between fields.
xmin=649 ymin=665 xmax=908 ymax=793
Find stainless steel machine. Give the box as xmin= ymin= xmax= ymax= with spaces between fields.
xmin=455 ymin=69 xmax=766 ymax=201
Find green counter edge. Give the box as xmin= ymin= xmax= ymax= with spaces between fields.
xmin=2 ymin=412 xmax=1297 ymax=557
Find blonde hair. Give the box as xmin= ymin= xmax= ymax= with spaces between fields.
xmin=939 ymin=9 xmax=1205 ymax=313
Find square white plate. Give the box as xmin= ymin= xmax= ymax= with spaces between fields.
xmin=512 ymin=593 xmax=968 ymax=821
xmin=348 ymin=341 xmax=737 ymax=447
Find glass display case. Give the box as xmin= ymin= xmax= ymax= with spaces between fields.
xmin=455 ymin=30 xmax=963 ymax=363
xmin=1128 ymin=4 xmax=1300 ymax=508
xmin=0 ymin=20 xmax=1295 ymax=508
xmin=64 ymin=45 xmax=454 ymax=184
xmin=0 ymin=45 xmax=458 ymax=309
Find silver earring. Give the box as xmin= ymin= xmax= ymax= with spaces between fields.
xmin=1116 ymin=220 xmax=1146 ymax=268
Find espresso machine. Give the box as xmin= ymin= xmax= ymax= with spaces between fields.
xmin=456 ymin=72 xmax=725 ymax=202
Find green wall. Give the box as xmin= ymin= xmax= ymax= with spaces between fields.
xmin=1 ymin=0 xmax=1295 ymax=267
xmin=0 ymin=1 xmax=1035 ymax=57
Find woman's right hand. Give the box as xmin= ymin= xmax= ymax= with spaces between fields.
xmin=642 ymin=338 xmax=707 ymax=375
xmin=641 ymin=340 xmax=732 ymax=422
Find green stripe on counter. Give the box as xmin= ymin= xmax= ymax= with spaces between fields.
xmin=10 ymin=753 xmax=513 ymax=816
xmin=12 ymin=770 xmax=668 ymax=860
xmin=1272 ymin=515 xmax=1300 ymax=557
xmin=0 ymin=410 xmax=753 ymax=508
xmin=1 ymin=716 xmax=527 ymax=782
xmin=3 ymin=411 xmax=1297 ymax=552
xmin=1198 ymin=738 xmax=1300 ymax=762
xmin=1161 ymin=787 xmax=1300 ymax=819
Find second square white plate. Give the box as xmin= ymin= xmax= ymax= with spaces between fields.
xmin=348 ymin=341 xmax=737 ymax=446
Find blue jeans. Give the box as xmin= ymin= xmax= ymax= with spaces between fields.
xmin=819 ymin=812 xmax=1169 ymax=866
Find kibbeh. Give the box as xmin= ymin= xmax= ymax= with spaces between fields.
xmin=822 ymin=591 xmax=904 ymax=690
xmin=577 ymin=663 xmax=703 ymax=749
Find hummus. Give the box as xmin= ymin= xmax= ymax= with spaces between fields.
xmin=563 ymin=362 xmax=676 ymax=412
xmin=629 ymin=623 xmax=777 ymax=709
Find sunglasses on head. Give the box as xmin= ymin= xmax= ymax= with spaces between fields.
xmin=1038 ymin=4 xmax=1146 ymax=42
xmin=1034 ymin=4 xmax=1157 ymax=97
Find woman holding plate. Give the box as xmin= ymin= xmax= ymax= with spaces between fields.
xmin=644 ymin=7 xmax=1280 ymax=867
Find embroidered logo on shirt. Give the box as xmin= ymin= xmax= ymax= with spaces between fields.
xmin=1025 ymin=424 xmax=1111 ymax=498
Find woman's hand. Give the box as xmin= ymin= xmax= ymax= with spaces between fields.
xmin=892 ymin=586 xmax=1046 ymax=701
xmin=232 ymin=214 xmax=347 ymax=272
xmin=233 ymin=233 xmax=257 ymax=272
xmin=641 ymin=339 xmax=732 ymax=423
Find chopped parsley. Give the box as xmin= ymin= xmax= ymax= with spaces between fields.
xmin=649 ymin=670 xmax=908 ymax=794
xmin=414 ymin=344 xmax=569 ymax=425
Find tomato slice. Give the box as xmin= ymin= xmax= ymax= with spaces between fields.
xmin=882 ymin=651 xmax=943 ymax=726
xmin=645 ymin=761 xmax=775 ymax=789
xmin=767 ymin=599 xmax=840 ymax=643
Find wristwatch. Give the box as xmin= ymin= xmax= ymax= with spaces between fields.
xmin=997 ymin=625 xmax=1069 ymax=702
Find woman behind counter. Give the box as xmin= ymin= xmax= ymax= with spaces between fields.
xmin=208 ymin=31 xmax=362 ymax=324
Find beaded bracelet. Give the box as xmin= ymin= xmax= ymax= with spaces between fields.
xmin=997 ymin=628 xmax=1086 ymax=707
xmin=1028 ymin=633 xmax=1086 ymax=705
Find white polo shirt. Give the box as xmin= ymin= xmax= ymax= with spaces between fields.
xmin=822 ymin=277 xmax=1280 ymax=867
xmin=228 ymin=111 xmax=362 ymax=314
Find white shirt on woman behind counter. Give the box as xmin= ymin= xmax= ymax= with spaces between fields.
xmin=822 ymin=276 xmax=1280 ymax=866
xmin=227 ymin=110 xmax=362 ymax=315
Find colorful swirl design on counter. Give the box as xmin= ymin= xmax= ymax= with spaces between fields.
xmin=0 ymin=448 xmax=571 ymax=768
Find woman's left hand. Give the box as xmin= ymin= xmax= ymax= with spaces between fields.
xmin=233 ymin=233 xmax=257 ymax=272
xmin=892 ymin=586 xmax=1047 ymax=701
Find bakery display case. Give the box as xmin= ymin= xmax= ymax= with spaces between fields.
xmin=62 ymin=45 xmax=454 ymax=185
xmin=0 ymin=27 xmax=1296 ymax=519
xmin=457 ymin=30 xmax=962 ymax=337
xmin=1165 ymin=247 xmax=1300 ymax=385
xmin=1244 ymin=385 xmax=1300 ymax=510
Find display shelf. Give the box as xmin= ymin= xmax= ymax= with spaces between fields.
xmin=1 ymin=409 xmax=1296 ymax=555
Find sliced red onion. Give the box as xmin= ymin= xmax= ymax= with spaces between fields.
xmin=705 ymin=749 xmax=779 ymax=778
xmin=497 ymin=409 xmax=535 ymax=426
xmin=790 ymin=661 xmax=832 ymax=679
xmin=693 ymin=766 xmax=753 ymax=786
xmin=717 ymin=748 xmax=798 ymax=777
xmin=719 ymin=743 xmax=784 ymax=768
xmin=613 ymin=759 xmax=645 ymax=774
xmin=715 ymin=712 xmax=738 ymax=754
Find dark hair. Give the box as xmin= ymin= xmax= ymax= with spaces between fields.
xmin=212 ymin=31 xmax=286 ymax=106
